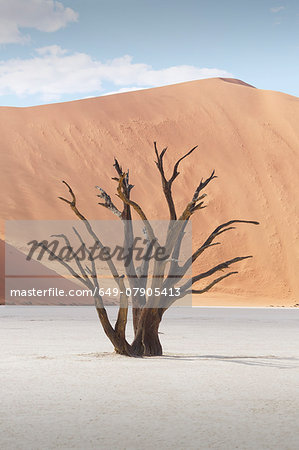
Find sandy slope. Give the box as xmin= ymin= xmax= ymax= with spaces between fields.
xmin=1 ymin=78 xmax=299 ymax=305
xmin=1 ymin=306 xmax=299 ymax=449
xmin=1 ymin=239 xmax=102 ymax=306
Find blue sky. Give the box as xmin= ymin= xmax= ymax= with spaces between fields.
xmin=0 ymin=0 xmax=298 ymax=106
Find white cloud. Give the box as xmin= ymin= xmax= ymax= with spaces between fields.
xmin=36 ymin=45 xmax=68 ymax=56
xmin=0 ymin=0 xmax=78 ymax=44
xmin=270 ymin=6 xmax=285 ymax=13
xmin=103 ymin=87 xmax=150 ymax=96
xmin=0 ymin=46 xmax=233 ymax=102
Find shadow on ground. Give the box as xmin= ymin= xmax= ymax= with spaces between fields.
xmin=159 ymin=354 xmax=299 ymax=368
xmin=75 ymin=352 xmax=299 ymax=369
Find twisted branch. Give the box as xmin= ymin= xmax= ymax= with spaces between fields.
xmin=117 ymin=172 xmax=159 ymax=248
xmin=180 ymin=255 xmax=252 ymax=293
xmin=154 ymin=142 xmax=198 ymax=220
xmin=96 ymin=186 xmax=122 ymax=217
xmin=179 ymin=170 xmax=217 ymax=220
xmin=186 ymin=220 xmax=259 ymax=269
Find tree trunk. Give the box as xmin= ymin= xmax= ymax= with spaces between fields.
xmin=132 ymin=306 xmax=142 ymax=336
xmin=131 ymin=308 xmax=163 ymax=356
xmin=95 ymin=296 xmax=163 ymax=357
xmin=95 ymin=306 xmax=132 ymax=356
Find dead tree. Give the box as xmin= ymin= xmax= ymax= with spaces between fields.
xmin=53 ymin=143 xmax=258 ymax=357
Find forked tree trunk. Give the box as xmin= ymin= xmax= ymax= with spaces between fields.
xmin=131 ymin=308 xmax=163 ymax=356
xmin=95 ymin=303 xmax=132 ymax=356
xmin=96 ymin=300 xmax=163 ymax=357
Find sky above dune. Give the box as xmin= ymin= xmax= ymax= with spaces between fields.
xmin=0 ymin=0 xmax=298 ymax=106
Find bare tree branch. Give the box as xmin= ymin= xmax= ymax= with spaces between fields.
xmin=170 ymin=145 xmax=198 ymax=183
xmin=117 ymin=172 xmax=159 ymax=248
xmin=37 ymin=241 xmax=91 ymax=289
xmin=154 ymin=142 xmax=198 ymax=220
xmin=188 ymin=220 xmax=259 ymax=267
xmin=135 ymin=227 xmax=153 ymax=290
xmin=147 ymin=219 xmax=189 ymax=309
xmin=96 ymin=186 xmax=122 ymax=217
xmin=51 ymin=232 xmax=94 ymax=290
xmin=162 ymin=221 xmax=258 ymax=298
xmin=58 ymin=180 xmax=123 ymax=286
xmin=73 ymin=217 xmax=129 ymax=340
xmin=180 ymin=255 xmax=252 ymax=292
xmin=163 ymin=271 xmax=239 ymax=310
xmin=179 ymin=170 xmax=217 ymax=220
xmin=72 ymin=227 xmax=98 ymax=287
xmin=191 ymin=271 xmax=238 ymax=294
xmin=58 ymin=181 xmax=86 ymax=221
xmin=112 ymin=158 xmax=134 ymax=218
xmin=71 ymin=226 xmax=129 ymax=334
xmin=112 ymin=161 xmax=146 ymax=332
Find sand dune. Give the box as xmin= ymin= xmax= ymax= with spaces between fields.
xmin=1 ymin=78 xmax=299 ymax=305
xmin=1 ymin=239 xmax=102 ymax=306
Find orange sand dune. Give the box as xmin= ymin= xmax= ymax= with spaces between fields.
xmin=1 ymin=78 xmax=299 ymax=305
xmin=1 ymin=239 xmax=105 ymax=306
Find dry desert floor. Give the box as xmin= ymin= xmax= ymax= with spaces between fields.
xmin=1 ymin=305 xmax=299 ymax=449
